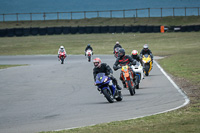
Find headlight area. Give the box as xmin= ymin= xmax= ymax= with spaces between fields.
xmin=103 ymin=77 xmax=108 ymax=83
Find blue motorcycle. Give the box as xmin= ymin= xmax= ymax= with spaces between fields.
xmin=95 ymin=73 xmax=123 ymax=103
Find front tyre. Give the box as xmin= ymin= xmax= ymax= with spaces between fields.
xmin=61 ymin=57 xmax=64 ymax=64
xmin=102 ymin=89 xmax=114 ymax=103
xmin=116 ymin=91 xmax=123 ymax=101
xmin=145 ymin=64 xmax=150 ymax=76
xmin=88 ymin=56 xmax=91 ymax=62
xmin=127 ymin=80 xmax=135 ymax=96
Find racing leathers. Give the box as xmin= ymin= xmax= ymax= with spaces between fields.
xmin=113 ymin=55 xmax=136 ymax=87
xmin=140 ymin=49 xmax=153 ymax=63
xmin=131 ymin=54 xmax=143 ymax=66
xmin=93 ymin=63 xmax=121 ymax=90
xmin=85 ymin=46 xmax=93 ymax=56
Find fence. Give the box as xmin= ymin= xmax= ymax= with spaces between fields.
xmin=0 ymin=7 xmax=200 ymax=22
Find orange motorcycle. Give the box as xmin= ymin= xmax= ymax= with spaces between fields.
xmin=120 ymin=65 xmax=136 ymax=96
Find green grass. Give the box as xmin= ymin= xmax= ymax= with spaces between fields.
xmin=0 ymin=64 xmax=28 ymax=69
xmin=0 ymin=16 xmax=200 ymax=29
xmin=0 ymin=29 xmax=200 ymax=132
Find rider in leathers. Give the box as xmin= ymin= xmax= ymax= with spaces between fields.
xmin=140 ymin=44 xmax=153 ymax=63
xmin=85 ymin=44 xmax=93 ymax=56
xmin=93 ymin=58 xmax=122 ymax=91
xmin=113 ymin=48 xmax=136 ymax=88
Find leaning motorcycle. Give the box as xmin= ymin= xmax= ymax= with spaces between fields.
xmin=95 ymin=73 xmax=123 ymax=103
xmin=142 ymin=54 xmax=152 ymax=76
xmin=120 ymin=65 xmax=135 ymax=95
xmin=86 ymin=49 xmax=92 ymax=62
xmin=131 ymin=61 xmax=144 ymax=89
xmin=59 ymin=50 xmax=66 ymax=64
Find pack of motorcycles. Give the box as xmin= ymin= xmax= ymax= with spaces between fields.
xmin=59 ymin=49 xmax=153 ymax=103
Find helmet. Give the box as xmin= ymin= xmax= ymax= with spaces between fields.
xmin=93 ymin=58 xmax=102 ymax=68
xmin=118 ymin=48 xmax=125 ymax=58
xmin=131 ymin=50 xmax=138 ymax=55
xmin=60 ymin=46 xmax=64 ymax=49
xmin=87 ymin=44 xmax=90 ymax=47
xmin=143 ymin=44 xmax=149 ymax=51
xmin=116 ymin=41 xmax=119 ymax=45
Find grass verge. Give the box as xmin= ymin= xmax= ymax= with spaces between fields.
xmin=0 ymin=16 xmax=200 ymax=29
xmin=0 ymin=64 xmax=28 ymax=69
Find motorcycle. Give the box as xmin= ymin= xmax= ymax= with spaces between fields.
xmin=59 ymin=50 xmax=66 ymax=64
xmin=131 ymin=61 xmax=144 ymax=89
xmin=142 ymin=54 xmax=153 ymax=76
xmin=86 ymin=49 xmax=92 ymax=62
xmin=120 ymin=65 xmax=135 ymax=95
xmin=113 ymin=47 xmax=121 ymax=58
xmin=95 ymin=73 xmax=123 ymax=103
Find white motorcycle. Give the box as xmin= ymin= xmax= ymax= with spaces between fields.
xmin=131 ymin=61 xmax=144 ymax=89
xmin=86 ymin=49 xmax=93 ymax=62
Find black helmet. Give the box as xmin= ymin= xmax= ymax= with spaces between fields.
xmin=118 ymin=48 xmax=125 ymax=58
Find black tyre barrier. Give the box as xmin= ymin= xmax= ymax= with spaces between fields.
xmin=153 ymin=26 xmax=161 ymax=33
xmin=139 ymin=26 xmax=146 ymax=33
xmin=47 ymin=27 xmax=55 ymax=35
xmin=85 ymin=26 xmax=93 ymax=34
xmin=108 ymin=26 xmax=116 ymax=33
xmin=194 ymin=25 xmax=200 ymax=31
xmin=7 ymin=28 xmax=15 ymax=37
xmin=181 ymin=26 xmax=186 ymax=32
xmin=124 ymin=26 xmax=132 ymax=33
xmin=31 ymin=27 xmax=39 ymax=35
xmin=146 ymin=26 xmax=154 ymax=33
xmin=63 ymin=27 xmax=71 ymax=34
xmin=78 ymin=26 xmax=86 ymax=34
xmin=0 ymin=29 xmax=7 ymax=37
xmin=132 ymin=26 xmax=139 ymax=32
xmin=100 ymin=26 xmax=109 ymax=33
xmin=116 ymin=26 xmax=124 ymax=33
xmin=70 ymin=27 xmax=78 ymax=34
xmin=23 ymin=28 xmax=31 ymax=36
xmin=186 ymin=25 xmax=195 ymax=32
xmin=39 ymin=28 xmax=47 ymax=35
xmin=93 ymin=26 xmax=101 ymax=33
xmin=15 ymin=28 xmax=24 ymax=36
xmin=55 ymin=27 xmax=63 ymax=34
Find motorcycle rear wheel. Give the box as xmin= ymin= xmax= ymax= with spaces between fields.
xmin=115 ymin=91 xmax=123 ymax=101
xmin=102 ymin=89 xmax=114 ymax=103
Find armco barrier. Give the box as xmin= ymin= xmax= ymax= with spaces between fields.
xmin=31 ymin=27 xmax=39 ymax=35
xmin=39 ymin=28 xmax=47 ymax=35
xmin=15 ymin=28 xmax=24 ymax=36
xmin=55 ymin=27 xmax=63 ymax=34
xmin=0 ymin=29 xmax=7 ymax=37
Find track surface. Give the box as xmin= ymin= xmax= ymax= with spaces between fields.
xmin=0 ymin=55 xmax=186 ymax=133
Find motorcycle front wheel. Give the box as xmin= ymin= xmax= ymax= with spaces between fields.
xmin=102 ymin=89 xmax=114 ymax=103
xmin=127 ymin=80 xmax=135 ymax=96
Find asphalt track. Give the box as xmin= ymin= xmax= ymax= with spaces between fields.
xmin=0 ymin=55 xmax=188 ymax=133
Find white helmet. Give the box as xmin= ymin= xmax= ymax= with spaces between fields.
xmin=116 ymin=41 xmax=119 ymax=44
xmin=143 ymin=44 xmax=148 ymax=49
xmin=60 ymin=46 xmax=64 ymax=49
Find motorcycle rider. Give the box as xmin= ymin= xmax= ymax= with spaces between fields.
xmin=140 ymin=44 xmax=153 ymax=63
xmin=93 ymin=57 xmax=122 ymax=92
xmin=113 ymin=41 xmax=122 ymax=54
xmin=58 ymin=46 xmax=67 ymax=60
xmin=131 ymin=50 xmax=143 ymax=65
xmin=113 ymin=48 xmax=136 ymax=88
xmin=85 ymin=44 xmax=93 ymax=56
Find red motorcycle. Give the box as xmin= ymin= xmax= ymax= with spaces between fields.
xmin=59 ymin=50 xmax=66 ymax=64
